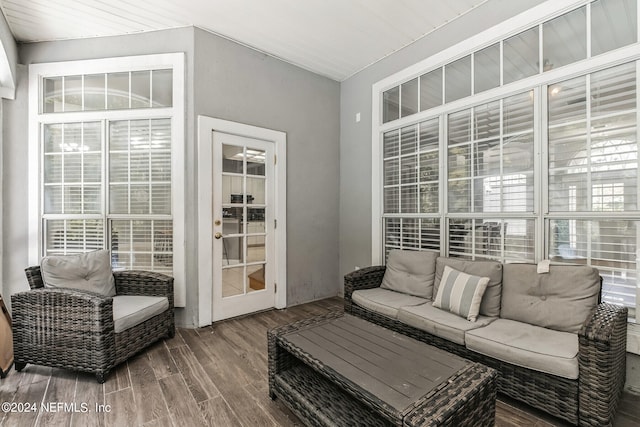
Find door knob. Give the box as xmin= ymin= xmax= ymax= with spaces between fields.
xmin=214 ymin=232 xmax=223 ymax=239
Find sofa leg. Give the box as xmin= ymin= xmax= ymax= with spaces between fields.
xmin=96 ymin=371 xmax=109 ymax=384
xmin=168 ymin=325 xmax=175 ymax=339
xmin=14 ymin=362 xmax=26 ymax=372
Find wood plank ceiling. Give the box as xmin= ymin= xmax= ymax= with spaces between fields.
xmin=0 ymin=0 xmax=488 ymax=81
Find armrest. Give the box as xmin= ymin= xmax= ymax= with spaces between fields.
xmin=578 ymin=302 xmax=628 ymax=426
xmin=343 ymin=266 xmax=386 ymax=312
xmin=114 ymin=270 xmax=174 ymax=307
xmin=11 ymin=288 xmax=116 ymax=367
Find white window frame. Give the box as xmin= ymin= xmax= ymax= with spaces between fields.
xmin=28 ymin=53 xmax=186 ymax=307
xmin=371 ymin=0 xmax=640 ymax=353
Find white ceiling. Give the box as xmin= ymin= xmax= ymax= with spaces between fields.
xmin=0 ymin=0 xmax=490 ymax=81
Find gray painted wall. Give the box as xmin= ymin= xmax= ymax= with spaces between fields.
xmin=193 ymin=28 xmax=340 ymax=310
xmin=2 ymin=26 xmax=341 ymax=327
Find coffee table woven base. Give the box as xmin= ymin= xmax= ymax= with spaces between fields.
xmin=268 ymin=311 xmax=497 ymax=427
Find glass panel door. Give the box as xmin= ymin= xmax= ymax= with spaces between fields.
xmin=213 ymin=132 xmax=274 ymax=321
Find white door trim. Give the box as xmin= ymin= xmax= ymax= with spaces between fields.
xmin=197 ymin=116 xmax=287 ymax=327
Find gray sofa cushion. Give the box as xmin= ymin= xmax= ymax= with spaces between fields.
xmin=465 ymin=318 xmax=579 ymax=379
xmin=434 ymin=257 xmax=503 ymax=317
xmin=398 ymin=303 xmax=497 ymax=345
xmin=41 ymin=249 xmax=116 ymax=297
xmin=112 ymin=295 xmax=169 ymax=333
xmin=501 ymin=263 xmax=600 ymax=333
xmin=352 ymin=288 xmax=428 ymax=319
xmin=380 ymin=250 xmax=438 ymax=299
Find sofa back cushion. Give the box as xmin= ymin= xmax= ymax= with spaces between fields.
xmin=501 ymin=263 xmax=600 ymax=333
xmin=381 ymin=250 xmax=438 ymax=299
xmin=41 ymin=249 xmax=116 ymax=297
xmin=434 ymin=257 xmax=503 ymax=317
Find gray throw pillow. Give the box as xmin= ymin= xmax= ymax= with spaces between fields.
xmin=40 ymin=249 xmax=116 ymax=297
xmin=380 ymin=250 xmax=438 ymax=299
xmin=434 ymin=257 xmax=503 ymax=317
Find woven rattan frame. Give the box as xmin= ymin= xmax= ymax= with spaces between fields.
xmin=12 ymin=266 xmax=175 ymax=383
xmin=268 ymin=311 xmax=497 ymax=427
xmin=344 ymin=266 xmax=628 ymax=426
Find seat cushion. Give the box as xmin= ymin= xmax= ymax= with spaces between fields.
xmin=465 ymin=318 xmax=579 ymax=379
xmin=380 ymin=249 xmax=438 ymax=299
xmin=501 ymin=263 xmax=600 ymax=333
xmin=434 ymin=257 xmax=503 ymax=318
xmin=352 ymin=288 xmax=429 ymax=319
xmin=398 ymin=303 xmax=497 ymax=345
xmin=433 ymin=266 xmax=489 ymax=322
xmin=41 ymin=249 xmax=116 ymax=297
xmin=112 ymin=295 xmax=169 ymax=333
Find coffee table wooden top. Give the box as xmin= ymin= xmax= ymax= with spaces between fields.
xmin=281 ymin=313 xmax=469 ymax=413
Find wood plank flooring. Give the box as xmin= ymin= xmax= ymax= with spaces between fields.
xmin=0 ymin=297 xmax=638 ymax=427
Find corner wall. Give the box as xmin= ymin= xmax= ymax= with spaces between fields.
xmin=338 ymin=0 xmax=547 ymax=283
xmin=3 ymin=25 xmax=340 ymax=327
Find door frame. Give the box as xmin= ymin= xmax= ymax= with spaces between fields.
xmin=197 ymin=116 xmax=287 ymax=326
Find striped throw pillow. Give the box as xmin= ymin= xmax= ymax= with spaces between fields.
xmin=433 ymin=265 xmax=490 ymax=322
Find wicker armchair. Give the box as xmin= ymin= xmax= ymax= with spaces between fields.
xmin=11 ymin=267 xmax=175 ymax=383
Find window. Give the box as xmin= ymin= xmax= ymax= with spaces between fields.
xmin=374 ymin=0 xmax=640 ymax=321
xmin=30 ymin=54 xmax=185 ymax=306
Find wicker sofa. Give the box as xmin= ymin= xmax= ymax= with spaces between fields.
xmin=12 ymin=264 xmax=174 ymax=383
xmin=344 ymin=251 xmax=628 ymax=427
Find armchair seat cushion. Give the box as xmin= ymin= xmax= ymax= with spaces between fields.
xmin=465 ymin=318 xmax=579 ymax=379
xmin=351 ymin=288 xmax=428 ymax=319
xmin=112 ymin=295 xmax=169 ymax=333
xmin=398 ymin=302 xmax=496 ymax=345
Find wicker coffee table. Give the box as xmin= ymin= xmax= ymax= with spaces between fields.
xmin=268 ymin=311 xmax=497 ymax=426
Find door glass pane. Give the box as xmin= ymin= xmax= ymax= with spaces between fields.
xmin=504 ymin=27 xmax=539 ymax=84
xmin=222 ymin=236 xmax=243 ymax=266
xmin=223 ymin=144 xmax=244 ymax=173
xmin=247 ymin=236 xmax=265 ymax=262
xmin=592 ymin=0 xmax=637 ymax=56
xmin=420 ymin=68 xmax=443 ymax=111
xmin=246 ymin=148 xmax=266 ymax=176
xmin=247 ymin=265 xmax=265 ymax=292
xmin=247 ymin=177 xmax=265 ymax=204
xmin=222 ymin=267 xmax=244 ymax=297
xmin=401 ymin=77 xmax=419 ymax=117
xmin=445 ymin=55 xmax=471 ymax=103
xmin=223 ymin=175 xmax=243 ymax=204
xmin=543 ymin=6 xmax=587 ymax=71
xmin=474 ymin=43 xmax=500 ymax=93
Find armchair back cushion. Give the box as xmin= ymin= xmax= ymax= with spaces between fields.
xmin=381 ymin=250 xmax=438 ymax=299
xmin=40 ymin=249 xmax=116 ymax=297
xmin=434 ymin=257 xmax=503 ymax=317
xmin=501 ymin=263 xmax=600 ymax=333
